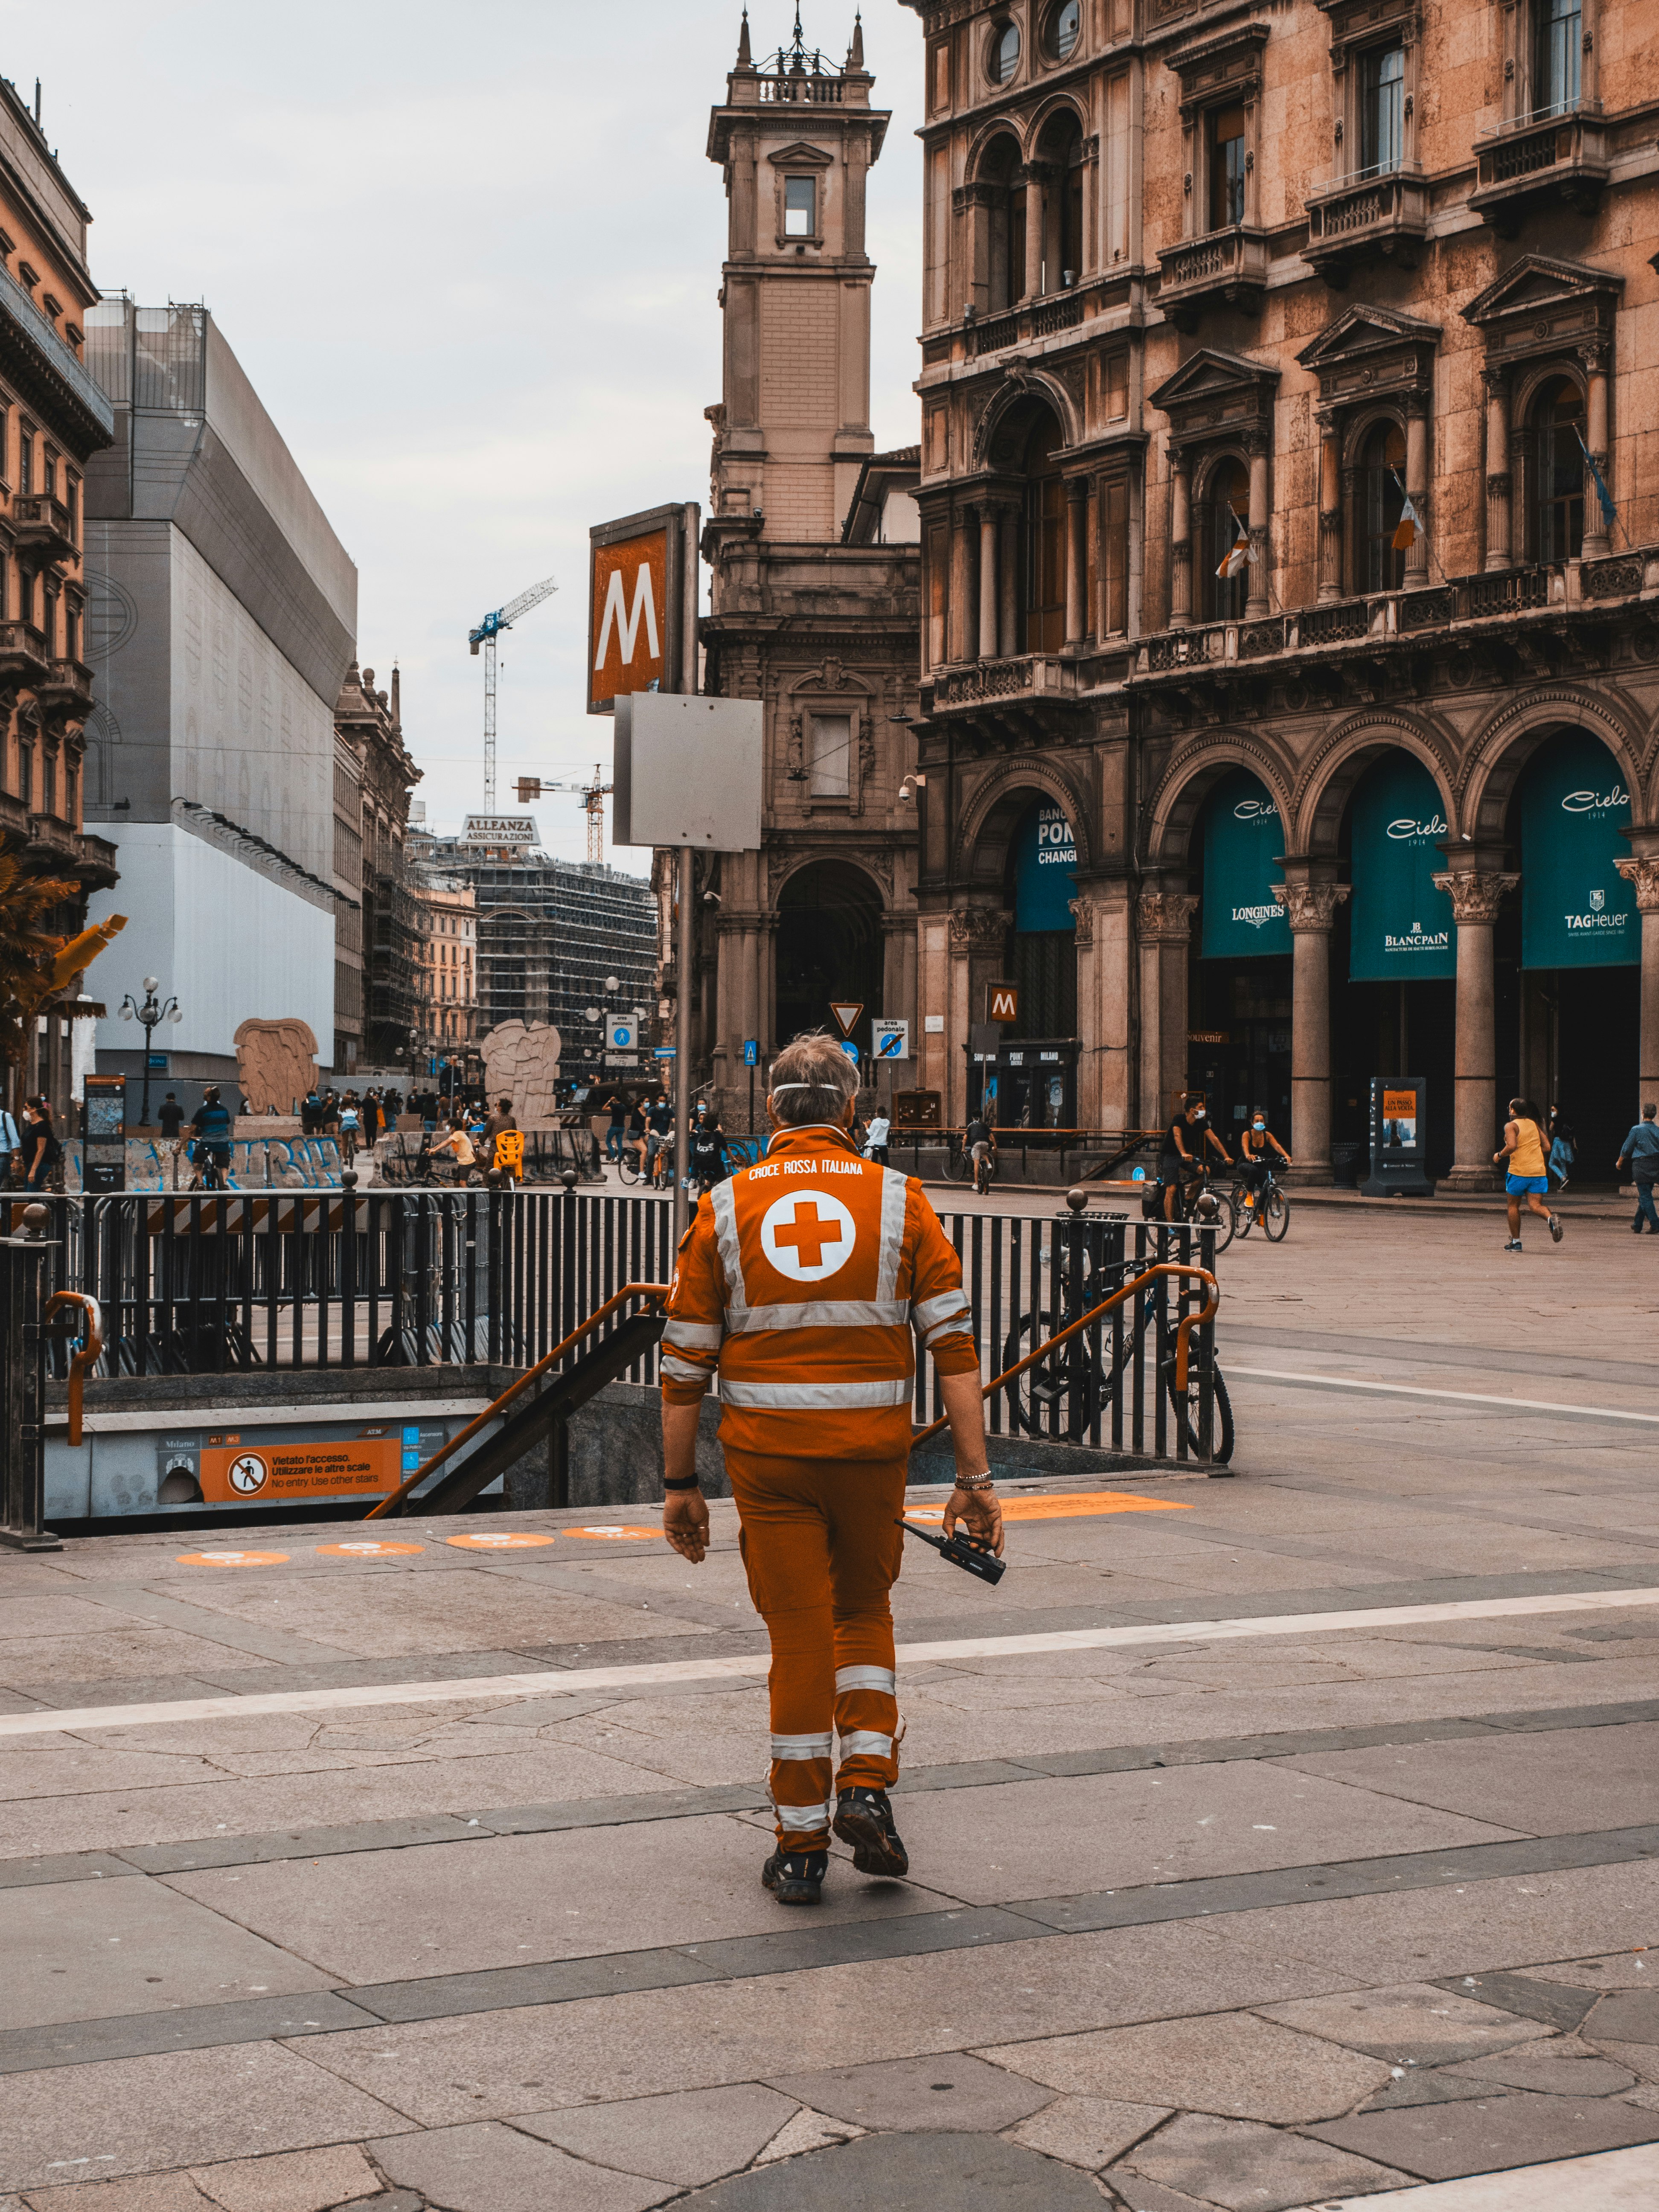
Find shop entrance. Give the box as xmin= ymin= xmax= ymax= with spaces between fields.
xmin=972 ymin=1038 xmax=1080 ymax=1129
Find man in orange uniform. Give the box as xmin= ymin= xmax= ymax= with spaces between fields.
xmin=659 ymin=1031 xmax=1003 ymax=1906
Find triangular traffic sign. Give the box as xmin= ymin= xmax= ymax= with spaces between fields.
xmin=829 ymin=1001 xmax=864 ymax=1038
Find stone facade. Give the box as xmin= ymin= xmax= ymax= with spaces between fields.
xmin=902 ymin=0 xmax=1659 ymax=1180
xmin=696 ymin=16 xmax=923 ymax=1125
xmin=332 ymin=661 xmax=420 ymax=1076
xmin=410 ymin=874 xmax=476 ymax=1059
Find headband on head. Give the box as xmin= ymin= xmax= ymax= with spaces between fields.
xmin=771 ymin=1082 xmax=846 ymax=1095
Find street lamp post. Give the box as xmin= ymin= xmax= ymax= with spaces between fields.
xmin=117 ymin=977 xmax=182 ymax=1127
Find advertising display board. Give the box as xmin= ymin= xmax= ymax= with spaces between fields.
xmin=81 ymin=1074 xmax=126 ymax=1195
xmin=1360 ymin=1076 xmax=1432 ymax=1196
xmin=1348 ymin=757 xmax=1457 ymax=981
xmin=1200 ymin=771 xmax=1290 ymax=958
xmin=1012 ymin=800 xmax=1077 ymax=932
xmin=1520 ymin=730 xmax=1638 ymax=970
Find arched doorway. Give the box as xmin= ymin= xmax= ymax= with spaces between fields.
xmin=775 ymin=861 xmax=883 ymax=1062
xmin=1188 ymin=768 xmax=1292 ymax=1152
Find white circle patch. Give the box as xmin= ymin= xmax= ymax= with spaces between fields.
xmin=760 ymin=1189 xmax=857 ymax=1282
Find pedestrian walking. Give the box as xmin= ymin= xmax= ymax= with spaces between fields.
xmin=1548 ymin=1104 xmax=1577 ymax=1192
xmin=661 ymin=1030 xmax=994 ymax=1908
xmin=1616 ymin=1103 xmax=1659 ymax=1234
xmin=864 ymin=1108 xmax=891 ymax=1166
xmin=22 ymin=1097 xmax=59 ymax=1191
xmin=1494 ymin=1097 xmax=1562 ymax=1252
xmin=0 ymin=1098 xmax=18 ymax=1181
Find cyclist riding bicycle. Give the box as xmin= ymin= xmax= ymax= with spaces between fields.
xmin=689 ymin=1106 xmax=728 ymax=1194
xmin=965 ymin=1111 xmax=997 ymax=1195
xmin=644 ymin=1091 xmax=673 ymax=1187
xmin=1158 ymin=1096 xmax=1231 ymax=1222
xmin=1238 ymin=1105 xmax=1292 ymax=1214
xmin=191 ymin=1086 xmax=235 ymax=1190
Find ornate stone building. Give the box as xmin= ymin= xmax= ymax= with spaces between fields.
xmin=696 ymin=14 xmax=923 ymax=1124
xmin=902 ymin=0 xmax=1659 ymax=1181
xmin=332 ymin=662 xmax=421 ymax=1076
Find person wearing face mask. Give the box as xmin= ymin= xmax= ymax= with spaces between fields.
xmin=1238 ymin=1105 xmax=1292 ymax=1230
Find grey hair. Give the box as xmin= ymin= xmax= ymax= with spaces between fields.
xmin=768 ymin=1030 xmax=858 ymax=1128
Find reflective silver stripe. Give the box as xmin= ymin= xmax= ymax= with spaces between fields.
xmin=838 ymin=1729 xmax=894 ymax=1758
xmin=710 ymin=1176 xmax=748 ymax=1323
xmin=835 ymin=1665 xmax=897 ymax=1695
xmin=772 ymin=1799 xmax=832 ymax=1830
xmin=661 ymin=1353 xmax=712 ymax=1385
xmin=721 ymin=1378 xmax=912 ymax=1410
xmin=664 ymin=1318 xmax=723 ymax=1351
xmin=923 ymin=1313 xmax=972 ymax=1349
xmin=727 ymin=1299 xmax=909 ymax=1335
xmin=771 ymin=1732 xmax=833 ymax=1760
xmin=913 ymin=1289 xmax=969 ymax=1331
xmin=876 ymin=1167 xmax=909 ymax=1301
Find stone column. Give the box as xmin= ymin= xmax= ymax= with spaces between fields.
xmin=1404 ymin=394 xmax=1430 ymax=588
xmin=1169 ymin=445 xmax=1192 ymax=630
xmin=998 ymin=506 xmax=1019 ymax=658
xmin=1135 ymin=890 xmax=1199 ymax=1132
xmin=1065 ymin=476 xmax=1089 ymax=646
xmin=1072 ymin=884 xmax=1133 ymax=1131
xmin=1615 ymin=855 xmax=1659 ymax=1117
xmin=948 ymin=505 xmax=972 ymax=664
xmin=1483 ymin=370 xmax=1511 ymax=573
xmin=1317 ymin=419 xmax=1343 ymax=603
xmin=1582 ymin=342 xmax=1612 ymax=561
xmin=978 ymin=506 xmax=999 ymax=660
xmin=1272 ymin=879 xmax=1351 ymax=1184
xmin=1245 ymin=431 xmax=1270 ymax=622
xmin=948 ymin=907 xmax=1007 ymax=1125
xmin=1431 ymin=869 xmax=1519 ymax=1191
xmin=1020 ymin=165 xmax=1046 ymax=302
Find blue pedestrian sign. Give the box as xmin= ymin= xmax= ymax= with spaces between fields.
xmin=871 ymin=1019 xmax=910 ymax=1061
xmin=609 ymin=1018 xmax=636 ymax=1052
xmin=743 ymin=1039 xmax=759 ymax=1067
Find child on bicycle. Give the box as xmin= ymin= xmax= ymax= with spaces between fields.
xmin=1238 ymin=1106 xmax=1291 ymax=1229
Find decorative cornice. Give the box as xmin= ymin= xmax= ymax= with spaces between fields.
xmin=1615 ymin=856 xmax=1659 ymax=913
xmin=1270 ymin=880 xmax=1350 ymax=932
xmin=1429 ymin=870 xmax=1517 ymax=925
xmin=948 ymin=905 xmax=1007 ymax=952
xmin=1135 ymin=889 xmax=1200 ymax=944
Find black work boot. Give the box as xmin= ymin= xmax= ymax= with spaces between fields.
xmin=834 ymin=1786 xmax=910 ymax=1878
xmin=762 ymin=1847 xmax=827 ymax=1906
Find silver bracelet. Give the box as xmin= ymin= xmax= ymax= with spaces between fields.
xmin=952 ymin=1474 xmax=995 ymax=1492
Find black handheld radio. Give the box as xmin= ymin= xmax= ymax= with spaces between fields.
xmin=896 ymin=1517 xmax=1007 ymax=1586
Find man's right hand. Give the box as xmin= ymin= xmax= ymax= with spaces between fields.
xmin=943 ymin=1483 xmax=1004 ymax=1556
xmin=664 ymin=1487 xmax=710 ymax=1564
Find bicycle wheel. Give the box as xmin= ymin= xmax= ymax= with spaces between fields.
xmin=1206 ymin=1185 xmax=1238 ymax=1254
xmin=1262 ymin=1186 xmax=1289 ymax=1241
xmin=1164 ymin=1353 xmax=1235 ymax=1466
xmin=617 ymin=1153 xmax=641 ymax=1186
xmin=948 ymin=1146 xmax=972 ymax=1184
xmin=1002 ymin=1314 xmax=1098 ymax=1441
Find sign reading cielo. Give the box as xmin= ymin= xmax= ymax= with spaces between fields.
xmin=1201 ymin=769 xmax=1289 ymax=959
xmin=1520 ymin=730 xmax=1638 ymax=970
xmin=1348 ymin=756 xmax=1457 ymax=982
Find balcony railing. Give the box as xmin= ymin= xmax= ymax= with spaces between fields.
xmin=1155 ymin=226 xmax=1269 ymax=329
xmin=757 ymin=72 xmax=845 ymax=103
xmin=972 ymin=311 xmax=1022 ymax=357
xmin=1303 ymin=169 xmax=1429 ymax=279
xmin=11 ymin=492 xmax=77 ymax=566
xmin=1470 ymin=111 xmax=1607 ymax=226
xmin=931 ymin=655 xmax=1081 ymax=708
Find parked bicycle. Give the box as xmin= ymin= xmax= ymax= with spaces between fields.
xmin=1232 ymin=1163 xmax=1289 ymax=1240
xmin=1002 ymin=1226 xmax=1234 ymax=1462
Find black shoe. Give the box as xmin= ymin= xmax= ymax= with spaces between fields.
xmin=762 ymin=1848 xmax=826 ymax=1906
xmin=1635 ymin=1217 xmax=1646 ymax=1234
xmin=834 ymin=1786 xmax=910 ymax=1879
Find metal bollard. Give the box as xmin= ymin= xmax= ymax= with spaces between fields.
xmin=0 ymin=1206 xmax=64 ymax=1551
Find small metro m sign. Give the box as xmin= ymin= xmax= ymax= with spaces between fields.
xmin=988 ymin=984 xmax=1019 ymax=1024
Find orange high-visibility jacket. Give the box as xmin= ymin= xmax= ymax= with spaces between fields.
xmin=661 ymin=1123 xmax=979 ymax=1459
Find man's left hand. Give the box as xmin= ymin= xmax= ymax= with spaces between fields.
xmin=943 ymin=1483 xmax=1004 ymax=1556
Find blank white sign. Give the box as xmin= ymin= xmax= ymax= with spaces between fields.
xmin=613 ymin=693 xmax=763 ymax=851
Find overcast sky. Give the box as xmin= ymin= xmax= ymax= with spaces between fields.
xmin=11 ymin=0 xmax=925 ymax=868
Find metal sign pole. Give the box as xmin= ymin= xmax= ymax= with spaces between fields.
xmin=674 ymin=844 xmax=694 ymax=1237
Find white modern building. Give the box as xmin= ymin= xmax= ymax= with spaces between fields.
xmin=79 ymin=301 xmax=355 ymax=1109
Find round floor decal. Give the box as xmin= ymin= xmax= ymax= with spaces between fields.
xmin=445 ymin=1531 xmax=556 ymax=1550
xmin=175 ymin=1550 xmax=291 ymax=1567
xmin=316 ymin=1540 xmax=425 ymax=1558
xmin=567 ymin=1526 xmax=660 ymax=1541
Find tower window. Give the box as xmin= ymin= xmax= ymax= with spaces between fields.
xmin=1359 ymin=46 xmax=1405 ymax=176
xmin=785 ymin=176 xmax=817 ymax=237
xmin=992 ymin=22 xmax=1021 ymax=83
xmin=808 ymin=713 xmax=852 ymax=797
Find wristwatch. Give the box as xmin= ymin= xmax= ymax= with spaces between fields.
xmin=662 ymin=1474 xmax=701 ymax=1492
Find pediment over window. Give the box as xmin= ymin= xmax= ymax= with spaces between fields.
xmin=1298 ymin=304 xmax=1438 ymax=409
xmin=1150 ymin=348 xmax=1279 ymax=441
xmin=1461 ymin=253 xmax=1622 ymax=361
xmin=766 ymin=141 xmax=834 ymax=169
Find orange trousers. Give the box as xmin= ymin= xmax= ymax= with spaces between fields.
xmin=726 ymin=1447 xmax=906 ymax=1850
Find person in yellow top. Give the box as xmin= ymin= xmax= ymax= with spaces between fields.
xmin=1494 ymin=1097 xmax=1563 ymax=1253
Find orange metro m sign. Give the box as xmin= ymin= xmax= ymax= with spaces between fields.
xmin=588 ymin=503 xmax=698 ymax=713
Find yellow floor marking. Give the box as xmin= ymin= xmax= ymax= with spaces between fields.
xmin=175 ymin=1550 xmax=290 ymax=1567
xmin=907 ymin=1489 xmax=1193 ymax=1524
xmin=445 ymin=1531 xmax=555 ymax=1550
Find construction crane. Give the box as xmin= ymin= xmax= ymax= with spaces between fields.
xmin=516 ymin=766 xmax=615 ymax=864
xmin=467 ymin=574 xmax=558 ymax=809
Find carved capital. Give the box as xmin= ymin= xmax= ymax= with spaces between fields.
xmin=1319 ymin=506 xmax=1344 ymax=535
xmin=948 ymin=906 xmax=1007 ymax=953
xmin=1171 ymin=538 xmax=1192 ymax=567
xmin=1271 ymin=881 xmax=1351 ymax=933
xmin=1429 ymin=870 xmax=1517 ymax=925
xmin=1243 ymin=428 xmax=1269 ymax=458
xmin=1487 ymin=472 xmax=1511 ymax=501
xmin=1615 ymin=857 xmax=1659 ymax=913
xmin=1580 ymin=341 xmax=1610 ymax=378
xmin=1067 ymin=895 xmax=1094 ymax=948
xmin=1135 ymin=890 xmax=1200 ymax=945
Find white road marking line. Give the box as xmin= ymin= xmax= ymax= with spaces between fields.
xmin=1321 ymin=2139 xmax=1659 ymax=2209
xmin=3 ymin=1586 xmax=1657 ymax=1741
xmin=1228 ymin=1365 xmax=1659 ymax=1426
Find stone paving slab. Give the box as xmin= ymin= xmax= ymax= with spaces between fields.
xmin=1309 ymin=2089 xmax=1659 ymax=2180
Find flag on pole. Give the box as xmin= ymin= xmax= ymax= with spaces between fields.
xmin=1389 ymin=470 xmax=1422 ymax=553
xmin=1574 ymin=423 xmax=1618 ymax=535
xmin=1216 ymin=505 xmax=1251 ymax=579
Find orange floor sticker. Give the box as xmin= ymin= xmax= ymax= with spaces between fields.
xmin=315 ymin=1540 xmax=425 ymax=1558
xmin=566 ymin=1526 xmax=661 ymax=1541
xmin=175 ymin=1550 xmax=291 ymax=1567
xmin=445 ymin=1531 xmax=556 ymax=1550
xmin=908 ymin=1490 xmax=1193 ymax=1524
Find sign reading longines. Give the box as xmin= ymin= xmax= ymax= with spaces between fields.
xmin=588 ymin=504 xmax=697 ymax=713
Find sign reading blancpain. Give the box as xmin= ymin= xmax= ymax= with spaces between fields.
xmin=1520 ymin=730 xmax=1638 ymax=970
xmin=1348 ymin=755 xmax=1457 ymax=982
xmin=1013 ymin=801 xmax=1078 ymax=933
xmin=1201 ymin=770 xmax=1289 ymax=958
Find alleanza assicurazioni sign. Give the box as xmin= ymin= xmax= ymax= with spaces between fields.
xmin=1348 ymin=755 xmax=1456 ymax=982
xmin=1520 ymin=730 xmax=1638 ymax=970
xmin=1201 ymin=769 xmax=1290 ymax=958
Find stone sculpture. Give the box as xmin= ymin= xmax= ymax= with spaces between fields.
xmin=234 ymin=1018 xmax=319 ymax=1115
xmin=480 ymin=1021 xmax=562 ymax=1127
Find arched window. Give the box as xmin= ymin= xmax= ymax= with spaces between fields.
xmin=1531 ymin=377 xmax=1584 ymax=564
xmin=980 ymin=136 xmax=1025 ymax=310
xmin=1046 ymin=0 xmax=1082 ymax=61
xmin=1037 ymin=113 xmax=1086 ymax=290
xmin=990 ymin=20 xmax=1021 ymax=83
xmin=1200 ymin=459 xmax=1250 ymax=622
xmin=1359 ymin=420 xmax=1407 ymax=593
xmin=1022 ymin=410 xmax=1067 ymax=653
